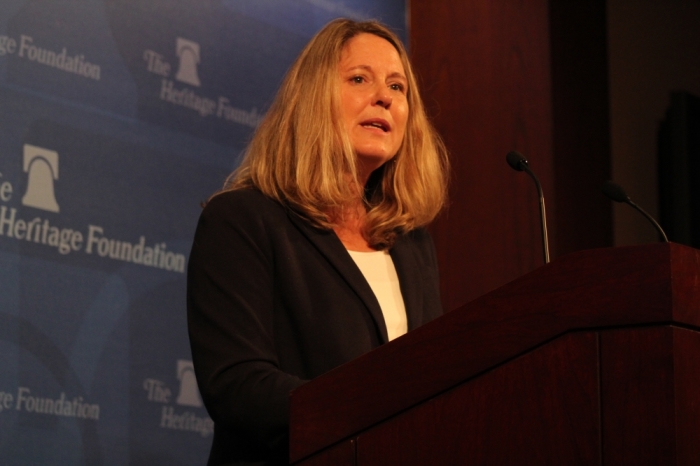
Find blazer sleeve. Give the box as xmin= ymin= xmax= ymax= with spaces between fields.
xmin=415 ymin=227 xmax=443 ymax=321
xmin=187 ymin=192 xmax=306 ymax=459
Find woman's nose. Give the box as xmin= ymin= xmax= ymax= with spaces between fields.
xmin=373 ymin=86 xmax=392 ymax=109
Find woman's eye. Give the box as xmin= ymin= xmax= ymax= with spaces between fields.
xmin=351 ymin=76 xmax=364 ymax=84
xmin=390 ymin=83 xmax=405 ymax=92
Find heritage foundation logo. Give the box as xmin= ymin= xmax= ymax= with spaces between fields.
xmin=143 ymin=360 xmax=212 ymax=437
xmin=0 ymin=386 xmax=100 ymax=421
xmin=176 ymin=359 xmax=203 ymax=407
xmin=22 ymin=144 xmax=60 ymax=213
xmin=175 ymin=38 xmax=201 ymax=87
xmin=143 ymin=38 xmax=263 ymax=128
xmin=0 ymin=33 xmax=100 ymax=80
xmin=0 ymin=145 xmax=186 ymax=273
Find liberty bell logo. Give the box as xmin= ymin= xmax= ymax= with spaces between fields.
xmin=176 ymin=359 xmax=203 ymax=407
xmin=175 ymin=38 xmax=201 ymax=87
xmin=22 ymin=144 xmax=60 ymax=213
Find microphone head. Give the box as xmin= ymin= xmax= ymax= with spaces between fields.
xmin=602 ymin=180 xmax=631 ymax=203
xmin=506 ymin=151 xmax=528 ymax=171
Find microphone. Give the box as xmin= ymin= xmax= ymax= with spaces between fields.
xmin=602 ymin=180 xmax=669 ymax=242
xmin=506 ymin=151 xmax=550 ymax=264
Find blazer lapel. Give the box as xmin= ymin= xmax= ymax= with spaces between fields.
xmin=390 ymin=235 xmax=424 ymax=331
xmin=286 ymin=211 xmax=389 ymax=344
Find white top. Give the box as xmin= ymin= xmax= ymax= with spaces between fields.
xmin=347 ymin=249 xmax=407 ymax=341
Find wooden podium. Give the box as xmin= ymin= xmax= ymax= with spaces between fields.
xmin=289 ymin=243 xmax=700 ymax=465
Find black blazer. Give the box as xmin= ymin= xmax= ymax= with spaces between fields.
xmin=187 ymin=189 xmax=443 ymax=465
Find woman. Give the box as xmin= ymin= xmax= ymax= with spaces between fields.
xmin=187 ymin=18 xmax=448 ymax=465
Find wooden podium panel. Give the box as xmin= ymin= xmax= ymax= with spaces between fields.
xmin=601 ymin=326 xmax=700 ymax=465
xmin=290 ymin=244 xmax=700 ymax=465
xmin=356 ymin=332 xmax=600 ymax=465
xmin=674 ymin=328 xmax=700 ymax=464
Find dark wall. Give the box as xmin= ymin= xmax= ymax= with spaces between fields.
xmin=409 ymin=1 xmax=612 ymax=311
xmin=550 ymin=1 xmax=612 ymax=256
xmin=607 ymin=0 xmax=700 ymax=246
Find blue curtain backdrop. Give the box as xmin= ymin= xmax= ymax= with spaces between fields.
xmin=0 ymin=1 xmax=406 ymax=464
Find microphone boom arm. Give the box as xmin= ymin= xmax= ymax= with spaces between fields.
xmin=506 ymin=151 xmax=550 ymax=264
xmin=521 ymin=164 xmax=551 ymax=264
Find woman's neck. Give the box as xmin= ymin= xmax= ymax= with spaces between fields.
xmin=332 ymin=199 xmax=375 ymax=252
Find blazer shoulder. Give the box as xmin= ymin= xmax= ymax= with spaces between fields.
xmin=204 ymin=188 xmax=283 ymax=215
xmin=405 ymin=226 xmax=433 ymax=243
xmin=397 ymin=227 xmax=436 ymax=254
xmin=199 ymin=189 xmax=291 ymax=228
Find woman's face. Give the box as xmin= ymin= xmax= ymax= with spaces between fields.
xmin=338 ymin=33 xmax=409 ymax=177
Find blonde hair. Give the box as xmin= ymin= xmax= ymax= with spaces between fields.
xmin=223 ymin=18 xmax=448 ymax=249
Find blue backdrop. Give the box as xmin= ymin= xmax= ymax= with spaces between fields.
xmin=0 ymin=1 xmax=406 ymax=464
